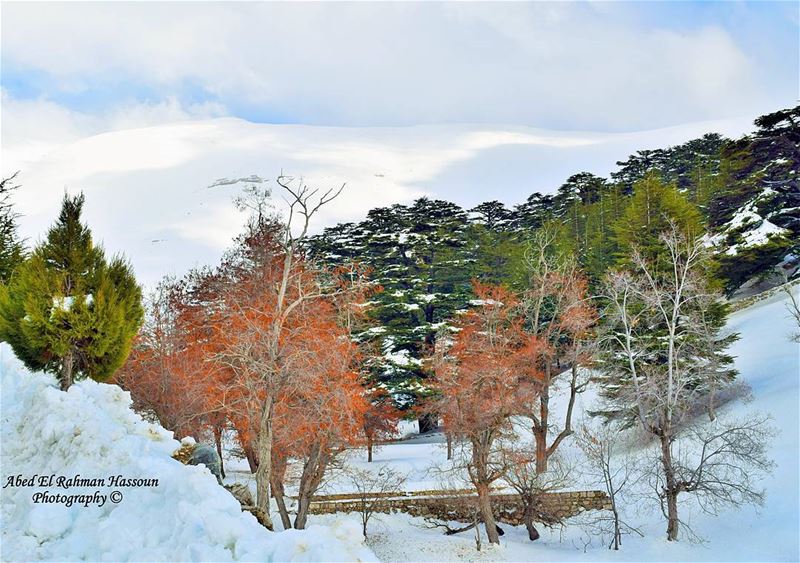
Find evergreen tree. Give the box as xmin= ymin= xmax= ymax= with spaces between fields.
xmin=466 ymin=201 xmax=525 ymax=287
xmin=468 ymin=200 xmax=513 ymax=230
xmin=309 ymin=198 xmax=473 ymax=419
xmin=611 ymin=173 xmax=703 ymax=268
xmin=0 ymin=194 xmax=143 ymax=390
xmin=512 ymin=192 xmax=555 ymax=232
xmin=704 ymin=105 xmax=799 ymax=291
xmin=0 ymin=173 xmax=25 ymax=283
xmin=611 ymin=149 xmax=667 ymax=195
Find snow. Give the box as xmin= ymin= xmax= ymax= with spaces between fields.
xmin=0 ymin=346 xmax=376 ymax=562
xmin=739 ymin=217 xmax=786 ymax=247
xmin=50 ymin=295 xmax=76 ymax=314
xmin=468 ymin=299 xmax=502 ymax=306
xmin=381 ymin=338 xmax=422 ymax=367
xmin=706 ymin=198 xmax=790 ymax=256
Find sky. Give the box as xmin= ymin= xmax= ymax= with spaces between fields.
xmin=1 ymin=1 xmax=798 ymax=284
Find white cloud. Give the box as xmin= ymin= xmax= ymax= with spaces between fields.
xmin=1 ymin=2 xmax=788 ymax=287
xmin=1 ymin=2 xmax=790 ymax=131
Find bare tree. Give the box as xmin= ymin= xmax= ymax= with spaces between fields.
xmin=520 ymin=227 xmax=596 ymax=474
xmin=597 ymin=224 xmax=774 ymax=541
xmin=643 ymin=414 xmax=775 ymax=533
xmin=575 ymin=422 xmax=641 ymax=550
xmin=501 ymin=443 xmax=574 ymax=541
xmin=344 ymin=465 xmax=407 ymax=537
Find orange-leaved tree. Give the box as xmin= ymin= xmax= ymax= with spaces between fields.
xmin=272 ymin=296 xmax=369 ymax=529
xmin=116 ymin=278 xmax=213 ymax=441
xmin=201 ymin=177 xmax=371 ymax=529
xmin=433 ymin=282 xmax=541 ymax=545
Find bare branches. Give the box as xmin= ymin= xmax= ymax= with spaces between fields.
xmin=344 ymin=465 xmax=407 ymax=537
xmin=276 ymin=174 xmax=345 ymax=248
xmin=576 ymin=422 xmax=641 ymax=550
xmin=676 ymin=414 xmax=776 ymax=514
xmin=501 ymin=445 xmax=574 ymax=541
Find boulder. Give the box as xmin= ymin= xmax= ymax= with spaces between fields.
xmin=242 ymin=506 xmax=273 ymax=531
xmin=171 ymin=440 xmax=223 ymax=485
xmin=190 ymin=444 xmax=223 ymax=485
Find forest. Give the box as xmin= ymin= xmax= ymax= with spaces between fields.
xmin=0 ymin=104 xmax=797 ymax=551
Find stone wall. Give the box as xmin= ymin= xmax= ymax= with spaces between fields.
xmin=308 ymin=490 xmax=611 ymax=525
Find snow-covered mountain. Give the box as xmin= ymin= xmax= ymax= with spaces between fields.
xmin=3 ymin=116 xmax=756 ymax=287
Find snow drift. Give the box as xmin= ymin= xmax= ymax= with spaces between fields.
xmin=0 ymin=347 xmax=376 ymax=562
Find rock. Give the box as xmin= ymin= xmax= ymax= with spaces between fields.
xmin=171 ymin=442 xmax=195 ymax=464
xmin=190 ymin=444 xmax=223 ymax=485
xmin=171 ymin=442 xmax=223 ymax=485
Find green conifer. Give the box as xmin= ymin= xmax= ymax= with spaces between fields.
xmin=0 ymin=194 xmax=143 ymax=390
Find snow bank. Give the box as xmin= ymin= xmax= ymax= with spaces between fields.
xmin=0 ymin=347 xmax=376 ymax=562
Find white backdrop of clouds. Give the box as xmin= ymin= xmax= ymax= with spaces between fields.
xmin=2 ymin=2 xmax=795 ymax=130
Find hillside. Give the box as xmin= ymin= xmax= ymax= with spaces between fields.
xmin=308 ymin=105 xmax=799 ymax=407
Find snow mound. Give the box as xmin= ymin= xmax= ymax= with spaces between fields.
xmin=0 ymin=348 xmax=376 ymax=562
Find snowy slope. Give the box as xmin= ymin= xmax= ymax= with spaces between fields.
xmin=0 ymin=347 xmax=376 ymax=562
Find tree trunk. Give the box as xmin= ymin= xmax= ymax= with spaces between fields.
xmin=243 ymin=443 xmax=259 ymax=474
xmin=477 ymin=485 xmax=500 ymax=545
xmin=660 ymin=433 xmax=679 ymax=541
xmin=214 ymin=426 xmax=225 ymax=479
xmin=367 ymin=436 xmax=373 ymax=463
xmin=446 ymin=433 xmax=453 ymax=461
xmin=254 ymin=395 xmax=275 ymax=530
xmin=523 ymin=502 xmax=540 ymax=541
xmin=534 ymin=365 xmax=551 ymax=473
xmin=418 ymin=413 xmax=438 ymax=434
xmin=294 ymin=442 xmax=329 ymax=530
xmin=60 ymin=348 xmax=74 ymax=391
xmin=665 ymin=489 xmax=679 ymax=541
xmin=534 ymin=427 xmax=548 ymax=474
xmin=294 ymin=496 xmax=311 ymax=530
xmin=271 ymin=475 xmax=292 ymax=531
